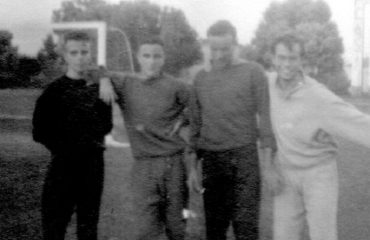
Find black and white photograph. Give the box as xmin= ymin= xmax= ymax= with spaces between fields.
xmin=1 ymin=0 xmax=370 ymax=240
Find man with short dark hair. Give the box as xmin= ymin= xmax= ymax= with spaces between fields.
xmin=268 ymin=33 xmax=370 ymax=240
xmin=188 ymin=20 xmax=276 ymax=240
xmin=99 ymin=36 xmax=190 ymax=240
xmin=33 ymin=31 xmax=112 ymax=240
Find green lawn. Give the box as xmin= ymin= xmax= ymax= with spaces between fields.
xmin=0 ymin=89 xmax=40 ymax=118
xmin=1 ymin=90 xmax=370 ymax=240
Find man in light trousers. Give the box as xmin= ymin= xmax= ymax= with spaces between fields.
xmin=267 ymin=33 xmax=370 ymax=240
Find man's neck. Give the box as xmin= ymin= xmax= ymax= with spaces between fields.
xmin=208 ymin=57 xmax=246 ymax=72
xmin=140 ymin=72 xmax=162 ymax=82
xmin=66 ymin=69 xmax=83 ymax=80
xmin=277 ymin=73 xmax=304 ymax=91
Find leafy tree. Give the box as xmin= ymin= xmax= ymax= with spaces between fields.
xmin=106 ymin=0 xmax=162 ymax=70
xmin=0 ymin=30 xmax=18 ymax=72
xmin=37 ymin=35 xmax=62 ymax=76
xmin=53 ymin=0 xmax=109 ymax=22
xmin=0 ymin=30 xmax=43 ymax=88
xmin=36 ymin=34 xmax=64 ymax=86
xmin=52 ymin=0 xmax=201 ymax=75
xmin=0 ymin=30 xmax=12 ymax=55
xmin=160 ymin=7 xmax=202 ymax=74
xmin=243 ymin=0 xmax=349 ymax=94
xmin=37 ymin=35 xmax=59 ymax=63
xmin=0 ymin=30 xmax=23 ymax=88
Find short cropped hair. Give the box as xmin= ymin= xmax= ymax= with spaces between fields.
xmin=59 ymin=31 xmax=91 ymax=54
xmin=137 ymin=36 xmax=164 ymax=49
xmin=207 ymin=20 xmax=237 ymax=42
xmin=63 ymin=31 xmax=91 ymax=44
xmin=270 ymin=34 xmax=305 ymax=57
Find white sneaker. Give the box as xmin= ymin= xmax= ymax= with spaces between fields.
xmin=182 ymin=209 xmax=197 ymax=219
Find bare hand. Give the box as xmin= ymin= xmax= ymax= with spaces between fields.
xmin=187 ymin=167 xmax=204 ymax=194
xmin=168 ymin=120 xmax=183 ymax=137
xmin=99 ymin=77 xmax=116 ymax=104
xmin=262 ymin=165 xmax=285 ymax=196
xmin=83 ymin=65 xmax=106 ymax=84
xmin=186 ymin=153 xmax=204 ymax=194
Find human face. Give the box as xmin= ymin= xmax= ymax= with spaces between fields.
xmin=137 ymin=44 xmax=165 ymax=78
xmin=63 ymin=40 xmax=91 ymax=77
xmin=208 ymin=34 xmax=235 ymax=70
xmin=272 ymin=43 xmax=302 ymax=82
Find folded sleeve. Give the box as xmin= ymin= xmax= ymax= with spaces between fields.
xmin=320 ymin=89 xmax=370 ymax=148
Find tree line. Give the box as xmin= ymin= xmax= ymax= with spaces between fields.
xmin=0 ymin=0 xmax=350 ymax=94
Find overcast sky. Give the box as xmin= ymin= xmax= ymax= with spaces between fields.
xmin=0 ymin=0 xmax=354 ymax=60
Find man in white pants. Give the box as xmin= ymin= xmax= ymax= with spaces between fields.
xmin=267 ymin=34 xmax=370 ymax=240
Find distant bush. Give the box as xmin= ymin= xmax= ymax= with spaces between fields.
xmin=0 ymin=57 xmax=44 ymax=89
xmin=0 ymin=72 xmax=30 ymax=89
xmin=317 ymin=70 xmax=351 ymax=96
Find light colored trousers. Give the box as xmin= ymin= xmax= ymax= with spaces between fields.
xmin=273 ymin=161 xmax=338 ymax=240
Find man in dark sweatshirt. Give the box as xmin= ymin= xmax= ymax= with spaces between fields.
xmin=32 ymin=31 xmax=112 ymax=240
xmin=187 ymin=20 xmax=276 ymax=240
xmin=99 ymin=37 xmax=190 ymax=240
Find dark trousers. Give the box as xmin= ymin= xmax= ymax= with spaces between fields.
xmin=41 ymin=147 xmax=105 ymax=240
xmin=131 ymin=152 xmax=187 ymax=240
xmin=199 ymin=145 xmax=261 ymax=240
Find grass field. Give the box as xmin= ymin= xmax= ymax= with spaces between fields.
xmin=1 ymin=89 xmax=370 ymax=240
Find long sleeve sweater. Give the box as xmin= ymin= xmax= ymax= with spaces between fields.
xmin=190 ymin=61 xmax=275 ymax=151
xmin=268 ymin=72 xmax=370 ymax=169
xmin=32 ymin=75 xmax=113 ymax=153
xmin=111 ymin=73 xmax=190 ymax=159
